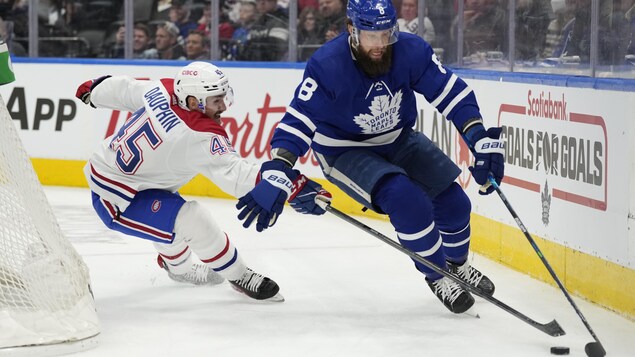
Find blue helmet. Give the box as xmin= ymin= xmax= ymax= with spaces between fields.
xmin=346 ymin=0 xmax=399 ymax=47
xmin=346 ymin=0 xmax=397 ymax=31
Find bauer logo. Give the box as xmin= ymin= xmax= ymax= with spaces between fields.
xmin=498 ymin=90 xmax=608 ymax=211
xmin=151 ymin=200 xmax=161 ymax=212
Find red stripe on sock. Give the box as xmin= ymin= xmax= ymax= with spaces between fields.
xmin=201 ymin=234 xmax=230 ymax=263
xmin=159 ymin=247 xmax=190 ymax=261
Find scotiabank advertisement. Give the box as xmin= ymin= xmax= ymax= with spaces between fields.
xmin=416 ymin=79 xmax=632 ymax=269
xmin=1 ymin=61 xmax=634 ymax=269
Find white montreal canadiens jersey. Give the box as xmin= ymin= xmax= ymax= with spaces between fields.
xmin=270 ymin=32 xmax=482 ymax=157
xmin=84 ymin=76 xmax=259 ymax=211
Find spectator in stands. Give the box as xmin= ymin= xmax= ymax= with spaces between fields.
xmin=427 ymin=0 xmax=455 ymax=62
xmin=397 ymin=0 xmax=436 ymax=45
xmin=543 ymin=0 xmax=573 ymax=58
xmin=185 ymin=29 xmax=210 ymax=60
xmin=298 ymin=7 xmax=322 ymax=61
xmin=0 ymin=17 xmax=26 ymax=56
xmin=454 ymin=0 xmax=507 ymax=58
xmin=40 ymin=0 xmax=85 ymax=37
xmin=553 ymin=0 xmax=614 ymax=64
xmin=103 ymin=23 xmax=153 ymax=59
xmin=317 ymin=0 xmax=346 ymax=42
xmin=141 ymin=21 xmax=186 ymax=60
xmin=104 ymin=24 xmax=125 ymax=58
xmin=228 ymin=0 xmax=258 ymax=59
xmin=300 ymin=0 xmax=319 ymax=12
xmin=196 ymin=0 xmax=235 ymax=40
xmin=132 ymin=23 xmax=153 ymax=58
xmin=169 ymin=0 xmax=198 ymax=39
xmin=237 ymin=0 xmax=288 ymax=61
xmin=514 ymin=0 xmax=554 ymax=61
xmin=602 ymin=0 xmax=635 ymax=64
xmin=0 ymin=0 xmax=27 ymax=39
xmin=552 ymin=0 xmax=590 ymax=62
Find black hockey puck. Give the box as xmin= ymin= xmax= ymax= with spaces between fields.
xmin=550 ymin=346 xmax=570 ymax=355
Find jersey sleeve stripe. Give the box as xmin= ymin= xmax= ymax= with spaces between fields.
xmin=313 ymin=128 xmax=402 ymax=147
xmin=277 ymin=123 xmax=313 ymax=147
xmin=441 ymin=87 xmax=473 ymax=117
xmin=287 ymin=106 xmax=317 ymax=132
xmin=430 ymin=73 xmax=458 ymax=107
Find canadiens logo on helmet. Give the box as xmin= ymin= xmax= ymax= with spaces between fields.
xmin=151 ymin=200 xmax=161 ymax=212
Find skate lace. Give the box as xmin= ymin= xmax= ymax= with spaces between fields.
xmin=182 ymin=264 xmax=210 ymax=284
xmin=432 ymin=278 xmax=464 ymax=303
xmin=454 ymin=262 xmax=483 ymax=287
xmin=236 ymin=269 xmax=264 ymax=292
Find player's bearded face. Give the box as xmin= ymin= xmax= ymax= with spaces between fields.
xmin=353 ymin=43 xmax=392 ymax=78
xmin=204 ymin=96 xmax=227 ymax=122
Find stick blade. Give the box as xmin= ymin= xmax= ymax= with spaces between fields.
xmin=538 ymin=319 xmax=566 ymax=337
xmin=584 ymin=342 xmax=606 ymax=357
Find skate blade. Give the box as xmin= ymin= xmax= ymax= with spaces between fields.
xmin=462 ymin=306 xmax=480 ymax=318
xmin=229 ymin=284 xmax=285 ymax=302
xmin=264 ymin=293 xmax=285 ymax=303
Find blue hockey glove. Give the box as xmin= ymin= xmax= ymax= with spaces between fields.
xmin=236 ymin=160 xmax=298 ymax=232
xmin=288 ymin=174 xmax=332 ymax=215
xmin=75 ymin=75 xmax=111 ymax=108
xmin=466 ymin=127 xmax=505 ymax=195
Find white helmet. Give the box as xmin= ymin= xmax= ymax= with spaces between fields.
xmin=173 ymin=61 xmax=234 ymax=111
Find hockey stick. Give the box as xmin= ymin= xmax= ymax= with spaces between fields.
xmin=463 ymin=134 xmax=606 ymax=357
xmin=319 ymin=202 xmax=565 ymax=337
xmin=483 ymin=177 xmax=605 ymax=357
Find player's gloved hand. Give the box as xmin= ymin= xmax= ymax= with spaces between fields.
xmin=236 ymin=159 xmax=298 ymax=232
xmin=75 ymin=75 xmax=111 ymax=108
xmin=467 ymin=126 xmax=505 ymax=195
xmin=288 ymin=174 xmax=332 ymax=215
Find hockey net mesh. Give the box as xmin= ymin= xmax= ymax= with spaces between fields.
xmin=0 ymin=94 xmax=99 ymax=348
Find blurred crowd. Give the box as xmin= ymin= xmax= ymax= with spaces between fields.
xmin=0 ymin=0 xmax=633 ymax=71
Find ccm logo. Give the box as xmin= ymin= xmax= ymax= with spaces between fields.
xmin=181 ymin=70 xmax=198 ymax=76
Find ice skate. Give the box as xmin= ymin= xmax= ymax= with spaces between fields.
xmin=157 ymin=255 xmax=225 ymax=286
xmin=448 ymin=260 xmax=495 ymax=295
xmin=427 ymin=277 xmax=475 ymax=314
xmin=229 ymin=267 xmax=284 ymax=302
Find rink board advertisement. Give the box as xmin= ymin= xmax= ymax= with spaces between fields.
xmin=0 ymin=60 xmax=633 ymax=316
xmin=414 ymin=81 xmax=632 ymax=269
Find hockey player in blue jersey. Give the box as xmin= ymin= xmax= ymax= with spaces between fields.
xmin=236 ymin=0 xmax=505 ymax=314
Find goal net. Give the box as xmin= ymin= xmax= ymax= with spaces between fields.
xmin=0 ymin=94 xmax=100 ymax=352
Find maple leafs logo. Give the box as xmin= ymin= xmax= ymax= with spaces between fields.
xmin=541 ymin=180 xmax=551 ymax=226
xmin=353 ymin=90 xmax=402 ymax=134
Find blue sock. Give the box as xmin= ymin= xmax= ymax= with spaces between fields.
xmin=373 ymin=174 xmax=447 ymax=280
xmin=433 ymin=183 xmax=472 ymax=264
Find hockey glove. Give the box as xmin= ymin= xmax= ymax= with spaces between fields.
xmin=75 ymin=75 xmax=111 ymax=108
xmin=288 ymin=174 xmax=332 ymax=215
xmin=236 ymin=159 xmax=298 ymax=232
xmin=466 ymin=126 xmax=505 ymax=195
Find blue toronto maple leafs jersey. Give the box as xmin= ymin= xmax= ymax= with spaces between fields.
xmin=271 ymin=32 xmax=482 ymax=157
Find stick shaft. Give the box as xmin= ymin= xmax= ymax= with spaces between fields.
xmin=325 ymin=204 xmax=564 ymax=337
xmin=490 ymin=178 xmax=603 ymax=346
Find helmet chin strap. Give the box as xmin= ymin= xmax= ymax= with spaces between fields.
xmin=350 ymin=27 xmax=361 ymax=48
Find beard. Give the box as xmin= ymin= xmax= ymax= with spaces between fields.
xmin=352 ymin=45 xmax=393 ymax=78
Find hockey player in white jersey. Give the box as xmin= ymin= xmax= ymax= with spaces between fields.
xmin=237 ymin=0 xmax=505 ymax=313
xmin=75 ymin=61 xmax=330 ymax=301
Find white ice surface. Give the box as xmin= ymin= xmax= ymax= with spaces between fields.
xmin=42 ymin=186 xmax=635 ymax=356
